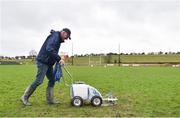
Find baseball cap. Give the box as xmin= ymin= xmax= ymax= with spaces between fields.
xmin=62 ymin=28 xmax=71 ymax=39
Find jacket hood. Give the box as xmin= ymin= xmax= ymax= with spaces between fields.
xmin=50 ymin=29 xmax=64 ymax=43
xmin=50 ymin=29 xmax=56 ymax=34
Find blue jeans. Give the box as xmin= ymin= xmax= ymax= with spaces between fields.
xmin=30 ymin=61 xmax=55 ymax=89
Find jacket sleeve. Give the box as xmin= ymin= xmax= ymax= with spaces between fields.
xmin=46 ymin=34 xmax=61 ymax=62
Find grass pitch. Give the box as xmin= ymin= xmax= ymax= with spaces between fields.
xmin=0 ymin=65 xmax=180 ymax=117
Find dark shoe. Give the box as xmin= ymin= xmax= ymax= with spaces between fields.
xmin=46 ymin=87 xmax=59 ymax=104
xmin=20 ymin=85 xmax=36 ymax=106
xmin=20 ymin=96 xmax=31 ymax=106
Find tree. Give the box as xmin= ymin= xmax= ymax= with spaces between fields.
xmin=29 ymin=50 xmax=37 ymax=59
xmin=158 ymin=51 xmax=163 ymax=55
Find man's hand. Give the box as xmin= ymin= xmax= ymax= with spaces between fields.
xmin=59 ymin=59 xmax=65 ymax=66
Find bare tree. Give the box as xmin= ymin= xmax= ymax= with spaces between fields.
xmin=29 ymin=50 xmax=37 ymax=59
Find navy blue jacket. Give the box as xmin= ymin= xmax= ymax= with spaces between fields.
xmin=36 ymin=30 xmax=64 ymax=66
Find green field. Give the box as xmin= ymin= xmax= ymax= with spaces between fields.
xmin=0 ymin=65 xmax=180 ymax=117
xmin=1 ymin=54 xmax=180 ymax=66
xmin=72 ymin=54 xmax=180 ymax=65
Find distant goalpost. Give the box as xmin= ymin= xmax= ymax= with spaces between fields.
xmin=88 ymin=55 xmax=102 ymax=66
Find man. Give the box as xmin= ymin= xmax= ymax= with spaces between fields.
xmin=21 ymin=28 xmax=71 ymax=106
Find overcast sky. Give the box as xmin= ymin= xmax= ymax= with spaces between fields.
xmin=0 ymin=0 xmax=180 ymax=57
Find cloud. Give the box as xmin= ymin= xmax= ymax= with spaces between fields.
xmin=0 ymin=0 xmax=180 ymax=56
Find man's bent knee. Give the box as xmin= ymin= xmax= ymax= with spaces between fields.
xmin=31 ymin=80 xmax=43 ymax=88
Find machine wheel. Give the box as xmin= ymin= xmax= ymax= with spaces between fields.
xmin=71 ymin=96 xmax=83 ymax=107
xmin=91 ymin=96 xmax=102 ymax=107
